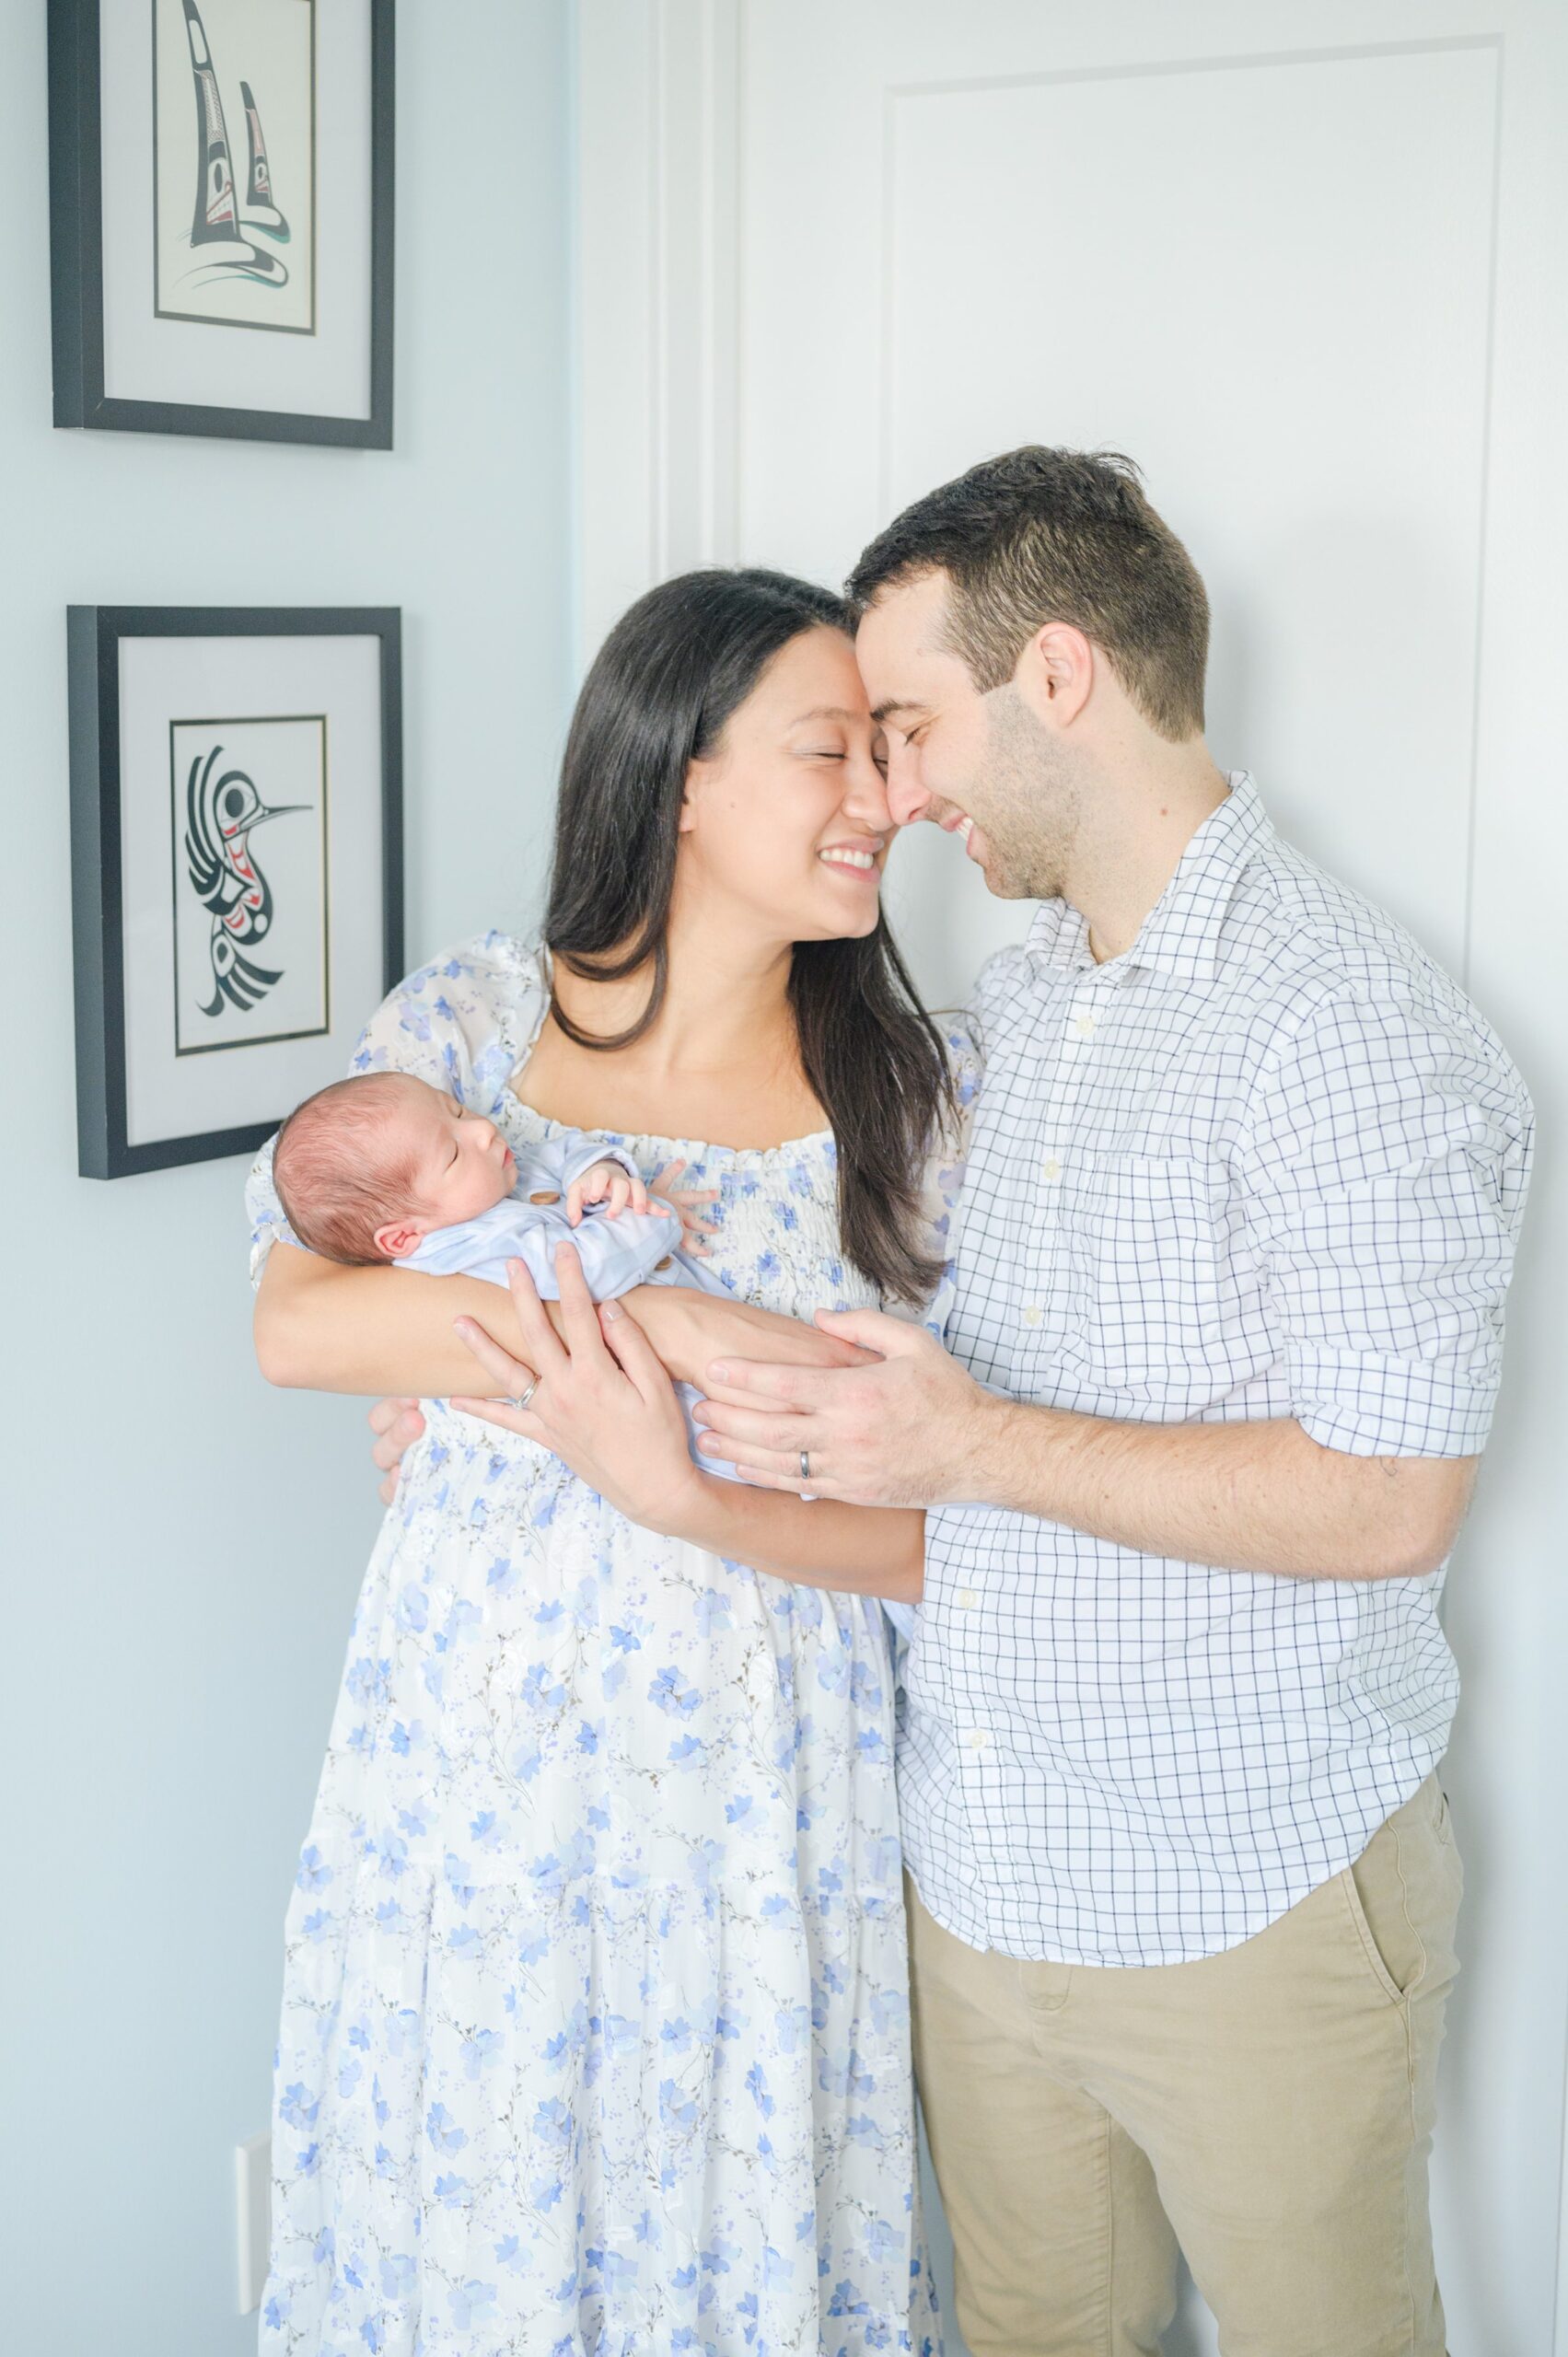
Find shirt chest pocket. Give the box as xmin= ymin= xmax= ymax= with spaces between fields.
xmin=1058 ymin=1149 xmax=1223 ymax=1392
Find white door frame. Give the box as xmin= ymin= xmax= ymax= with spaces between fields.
xmin=573 ymin=0 xmax=740 ymax=668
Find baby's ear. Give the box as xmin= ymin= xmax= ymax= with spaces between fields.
xmin=374 ymin=1219 xmax=425 ymax=1261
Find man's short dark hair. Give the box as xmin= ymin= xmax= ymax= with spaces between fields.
xmin=847 ymin=446 xmax=1209 ymax=742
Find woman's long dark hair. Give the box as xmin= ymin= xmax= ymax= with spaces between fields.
xmin=543 ymin=568 xmax=953 ymax=1304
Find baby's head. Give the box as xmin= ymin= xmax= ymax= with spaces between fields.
xmin=273 ymin=1073 xmax=516 ymax=1264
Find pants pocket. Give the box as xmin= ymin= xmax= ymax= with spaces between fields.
xmin=1341 ymin=1774 xmax=1463 ymax=2004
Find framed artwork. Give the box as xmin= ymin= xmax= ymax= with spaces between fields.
xmin=69 ymin=607 xmax=403 ymax=1178
xmin=49 ymin=0 xmax=394 ymax=447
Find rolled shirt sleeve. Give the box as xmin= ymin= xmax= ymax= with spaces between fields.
xmin=1236 ymin=983 xmax=1534 ymax=1457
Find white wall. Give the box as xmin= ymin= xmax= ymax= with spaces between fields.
xmin=0 ymin=9 xmax=573 ymax=2351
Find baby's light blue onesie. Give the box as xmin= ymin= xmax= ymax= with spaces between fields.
xmin=401 ymin=1128 xmax=744 ymax=1482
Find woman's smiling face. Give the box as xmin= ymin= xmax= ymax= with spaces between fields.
xmin=675 ymin=627 xmax=895 ymax=945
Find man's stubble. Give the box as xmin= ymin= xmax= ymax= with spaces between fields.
xmin=976 ymin=684 xmax=1083 ymax=903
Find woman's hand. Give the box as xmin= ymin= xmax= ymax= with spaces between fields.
xmin=451 ymin=1247 xmax=707 ymax=1535
xmin=647 ymin=1158 xmax=720 ymax=1257
xmin=358 ymin=1275 xmax=869 ymax=1510
xmin=368 ymin=1396 xmax=425 ymax=1504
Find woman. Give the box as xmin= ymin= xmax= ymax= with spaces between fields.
xmin=249 ymin=570 xmax=975 ymax=2356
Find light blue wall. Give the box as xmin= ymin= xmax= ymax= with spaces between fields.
xmin=0 ymin=8 xmax=573 ymax=2351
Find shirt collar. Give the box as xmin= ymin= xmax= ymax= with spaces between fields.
xmin=1025 ymin=772 xmax=1272 ymax=984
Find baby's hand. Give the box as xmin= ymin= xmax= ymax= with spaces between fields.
xmin=566 ymin=1159 xmax=649 ymax=1225
xmin=649 ymin=1157 xmax=721 ymax=1258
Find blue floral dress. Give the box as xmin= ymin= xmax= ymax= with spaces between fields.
xmin=246 ymin=935 xmax=976 ymax=2357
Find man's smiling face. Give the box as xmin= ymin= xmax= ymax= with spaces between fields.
xmin=856 ymin=568 xmax=1076 ymax=902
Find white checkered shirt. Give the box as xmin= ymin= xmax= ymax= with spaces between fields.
xmin=900 ymin=774 xmax=1532 ymax=1966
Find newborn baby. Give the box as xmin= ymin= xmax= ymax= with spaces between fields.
xmin=272 ymin=1071 xmax=742 ymax=1479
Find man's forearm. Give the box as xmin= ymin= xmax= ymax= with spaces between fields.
xmin=968 ymin=1397 xmax=1475 ymax=1581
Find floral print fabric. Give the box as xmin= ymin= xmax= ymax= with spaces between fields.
xmin=246 ymin=936 xmax=975 ymax=2356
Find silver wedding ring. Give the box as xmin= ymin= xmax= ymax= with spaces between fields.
xmin=511 ymin=1378 xmax=539 ymax=1412
xmin=799 ymin=1448 xmax=811 ymax=1483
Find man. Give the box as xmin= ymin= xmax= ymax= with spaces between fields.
xmin=693 ymin=448 xmax=1533 ymax=2355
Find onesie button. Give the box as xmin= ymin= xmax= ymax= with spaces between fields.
xmin=655 ymin=1257 xmax=673 ymax=1271
xmin=528 ymin=1190 xmax=561 ymax=1205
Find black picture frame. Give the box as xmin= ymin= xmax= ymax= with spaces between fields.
xmin=69 ymin=606 xmax=403 ymax=1178
xmin=49 ymin=0 xmax=395 ymax=448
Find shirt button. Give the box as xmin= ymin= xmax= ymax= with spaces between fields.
xmin=1072 ymin=1010 xmax=1097 ymax=1039
xmin=1020 ymin=1304 xmax=1042 ymax=1328
xmin=962 ymin=1727 xmax=991 ymax=1752
xmin=955 ymin=1588 xmax=980 ymax=1611
xmin=1040 ymin=1153 xmax=1063 ymax=1183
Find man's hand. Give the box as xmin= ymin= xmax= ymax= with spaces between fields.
xmin=692 ymin=1306 xmax=1002 ymax=1506
xmin=698 ymin=1310 xmax=1481 ymax=1577
xmin=368 ymin=1395 xmax=425 ymax=1505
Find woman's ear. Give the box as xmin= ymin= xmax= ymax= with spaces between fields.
xmin=676 ymin=757 xmax=707 ymax=835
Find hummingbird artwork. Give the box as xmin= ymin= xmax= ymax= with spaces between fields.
xmin=183 ymin=742 xmax=308 ymax=1019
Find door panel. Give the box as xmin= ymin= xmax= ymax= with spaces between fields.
xmin=739 ymin=16 xmax=1501 ymax=1008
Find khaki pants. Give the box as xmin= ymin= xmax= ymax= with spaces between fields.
xmin=908 ymin=1775 xmax=1462 ymax=2357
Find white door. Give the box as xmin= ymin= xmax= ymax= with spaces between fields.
xmin=576 ymin=4 xmax=1568 ymax=2350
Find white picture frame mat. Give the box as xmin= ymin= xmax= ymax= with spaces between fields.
xmin=99 ymin=0 xmax=373 ymax=420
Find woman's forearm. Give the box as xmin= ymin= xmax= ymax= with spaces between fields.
xmin=658 ymin=1478 xmax=924 ymax=1602
xmin=254 ymin=1248 xmax=831 ymax=1400
xmin=254 ymin=1245 xmax=542 ymax=1397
